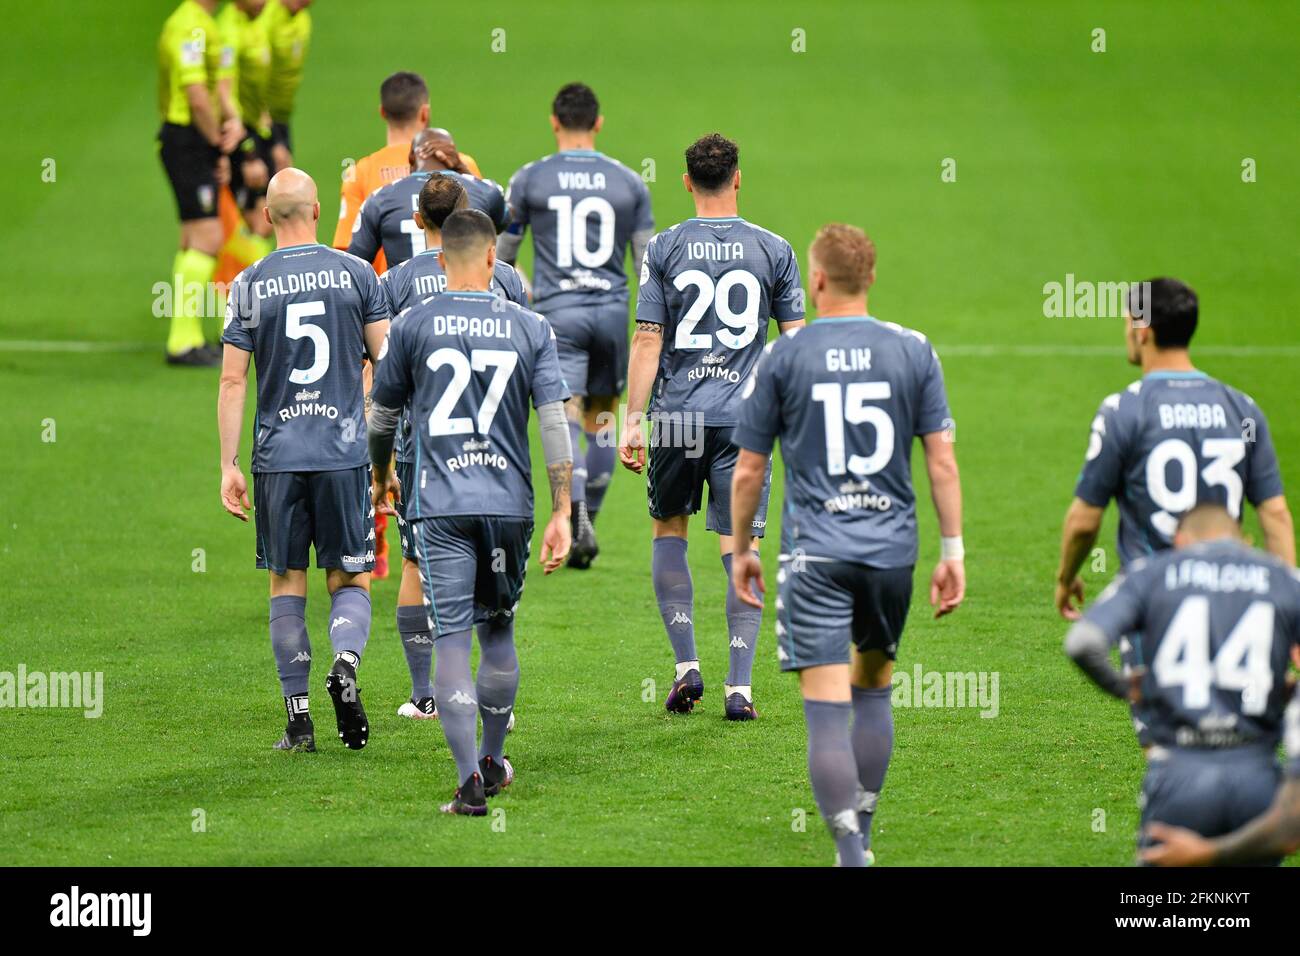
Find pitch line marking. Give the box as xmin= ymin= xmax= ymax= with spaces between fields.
xmin=0 ymin=340 xmax=1296 ymax=359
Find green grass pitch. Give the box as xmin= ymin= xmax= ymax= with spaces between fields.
xmin=1 ymin=0 xmax=1297 ymax=866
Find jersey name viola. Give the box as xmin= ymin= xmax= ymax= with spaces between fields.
xmin=348 ymin=171 xmax=508 ymax=270
xmin=222 ymin=244 xmax=388 ymax=473
xmin=371 ymin=292 xmax=569 ymax=520
xmin=1075 ymin=372 xmax=1283 ymax=566
xmin=638 ymin=217 xmax=804 ymax=427
xmin=1084 ymin=539 xmax=1300 ymax=750
xmin=734 ymin=316 xmax=950 ymax=569
xmin=380 ymin=253 xmax=529 ymax=463
xmin=504 ymin=150 xmax=653 ymax=311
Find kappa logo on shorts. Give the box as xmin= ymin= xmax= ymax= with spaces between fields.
xmin=197 ymin=184 xmax=215 ymax=213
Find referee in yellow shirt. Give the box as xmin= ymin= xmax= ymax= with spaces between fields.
xmin=261 ymin=0 xmax=313 ymax=172
xmin=157 ymin=0 xmax=244 ymax=366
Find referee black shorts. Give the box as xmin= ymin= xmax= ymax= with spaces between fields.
xmin=271 ymin=120 xmax=292 ymax=155
xmin=229 ymin=127 xmax=274 ymax=211
xmin=158 ymin=123 xmax=220 ymax=222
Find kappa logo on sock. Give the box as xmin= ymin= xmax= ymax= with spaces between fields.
xmin=729 ymin=635 xmax=749 ymax=649
xmin=291 ymin=651 xmax=311 ymax=663
xmin=829 ymin=809 xmax=861 ymax=839
xmin=482 ymin=703 xmax=512 ymax=715
xmin=330 ymin=617 xmax=352 ymax=632
xmin=446 ymin=690 xmax=477 ymax=706
xmin=669 ymin=612 xmax=692 ymax=626
xmin=403 ymin=635 xmax=433 ymax=645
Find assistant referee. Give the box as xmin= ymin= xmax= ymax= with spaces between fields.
xmin=157 ymin=0 xmax=244 ymax=366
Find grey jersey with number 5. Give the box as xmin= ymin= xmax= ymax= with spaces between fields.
xmin=733 ymin=317 xmax=951 ymax=569
xmin=504 ymin=150 xmax=653 ymax=312
xmin=370 ymin=291 xmax=569 ymax=520
xmin=222 ymin=243 xmax=389 ymax=473
xmin=379 ymin=250 xmax=529 ymax=463
xmin=638 ymin=217 xmax=804 ymax=427
xmin=1084 ymin=539 xmax=1300 ymax=751
xmin=1074 ymin=372 xmax=1283 ymax=567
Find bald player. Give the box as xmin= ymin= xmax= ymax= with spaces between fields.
xmin=333 ymin=72 xmax=483 ymax=273
xmin=219 ymin=168 xmax=390 ymax=754
xmin=347 ymin=128 xmax=508 ymax=270
xmin=1065 ymin=504 xmax=1300 ymax=864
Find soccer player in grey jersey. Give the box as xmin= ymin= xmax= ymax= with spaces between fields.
xmin=1056 ymin=277 xmax=1293 ymax=621
xmin=1065 ymin=504 xmax=1300 ymax=863
xmin=731 ymin=224 xmax=965 ymax=866
xmin=368 ymin=209 xmax=574 ymax=814
xmin=619 ymin=133 xmax=805 ymax=720
xmin=1055 ymin=278 xmax=1294 ymax=751
xmin=348 ymin=128 xmax=508 ymax=270
xmin=218 ymin=169 xmax=390 ymax=753
xmin=498 ymin=83 xmax=655 ymax=568
xmin=378 ymin=174 xmax=528 ymax=722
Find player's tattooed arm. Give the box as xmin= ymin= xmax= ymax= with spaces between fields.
xmin=634 ymin=321 xmax=663 ymax=336
xmin=547 ymin=460 xmax=573 ymax=513
xmin=538 ymin=400 xmax=573 ymax=514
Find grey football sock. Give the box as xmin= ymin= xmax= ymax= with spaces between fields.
xmin=569 ymin=420 xmax=587 ymax=505
xmin=804 ymin=699 xmax=866 ymax=867
xmin=851 ymin=685 xmax=893 ymax=849
xmin=269 ymin=595 xmax=311 ymax=697
xmin=476 ymin=617 xmax=520 ymax=762
xmin=652 ymin=536 xmax=696 ymax=665
xmin=433 ymin=629 xmax=479 ymax=785
xmin=327 ymin=586 xmax=371 ymax=659
xmin=721 ymin=552 xmax=763 ymax=687
xmin=584 ymin=431 xmax=616 ymax=516
xmin=397 ymin=605 xmax=434 ymax=701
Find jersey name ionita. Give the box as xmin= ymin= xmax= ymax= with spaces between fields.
xmin=638 ymin=217 xmax=805 ymax=427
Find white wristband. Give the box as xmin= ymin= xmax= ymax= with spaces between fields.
xmin=941 ymin=535 xmax=965 ymax=561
